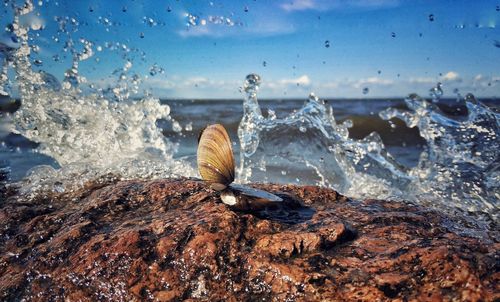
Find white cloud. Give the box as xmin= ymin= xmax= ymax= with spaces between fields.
xmin=319 ymin=81 xmax=339 ymax=89
xmin=245 ymin=18 xmax=296 ymax=36
xmin=90 ymin=73 xmax=500 ymax=99
xmin=262 ymin=75 xmax=312 ymax=91
xmin=178 ymin=17 xmax=295 ymax=38
xmin=178 ymin=26 xmax=214 ymax=38
xmin=184 ymin=77 xmax=210 ymax=86
xmin=351 ymin=77 xmax=394 ymax=88
xmin=440 ymin=71 xmax=461 ymax=82
xmin=319 ymin=77 xmax=394 ymax=89
xmin=280 ymin=75 xmax=311 ymax=86
xmin=469 ymin=74 xmax=499 ymax=88
xmin=474 ymin=74 xmax=484 ymax=82
xmin=281 ymin=0 xmax=317 ymax=11
xmin=140 ymin=76 xmax=242 ymax=98
xmin=408 ymin=77 xmax=435 ymax=84
xmin=280 ymin=0 xmax=399 ymax=12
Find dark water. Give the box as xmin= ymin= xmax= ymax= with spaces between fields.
xmin=2 ymin=97 xmax=498 ymax=182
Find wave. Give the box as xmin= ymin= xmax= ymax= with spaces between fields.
xmin=237 ymin=74 xmax=499 ymax=227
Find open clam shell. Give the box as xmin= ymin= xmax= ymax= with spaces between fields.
xmin=197 ymin=123 xmax=283 ymax=209
xmin=220 ymin=184 xmax=283 ymax=211
xmin=197 ymin=124 xmax=235 ymax=191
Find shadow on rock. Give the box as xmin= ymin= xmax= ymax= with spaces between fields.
xmin=240 ymin=192 xmax=316 ymax=224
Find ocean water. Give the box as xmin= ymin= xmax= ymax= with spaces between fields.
xmin=4 ymin=97 xmax=498 ymax=185
xmin=0 ymin=1 xmax=499 ymax=234
xmin=1 ymin=97 xmax=428 ymax=180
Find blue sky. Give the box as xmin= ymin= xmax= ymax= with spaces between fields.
xmin=2 ymin=0 xmax=500 ymax=98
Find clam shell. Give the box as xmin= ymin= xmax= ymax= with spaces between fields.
xmin=220 ymin=184 xmax=283 ymax=211
xmin=229 ymin=184 xmax=282 ymax=202
xmin=197 ymin=124 xmax=235 ymax=190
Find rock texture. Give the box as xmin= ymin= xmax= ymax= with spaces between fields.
xmin=0 ymin=178 xmax=498 ymax=301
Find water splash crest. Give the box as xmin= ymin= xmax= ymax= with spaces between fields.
xmin=237 ymin=75 xmax=499 ymax=224
xmin=2 ymin=2 xmax=194 ymax=196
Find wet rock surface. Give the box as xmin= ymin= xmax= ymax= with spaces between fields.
xmin=0 ymin=178 xmax=498 ymax=301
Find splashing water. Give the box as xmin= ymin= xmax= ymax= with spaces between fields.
xmin=379 ymin=94 xmax=499 ymax=213
xmin=0 ymin=2 xmax=498 ymax=228
xmin=237 ymin=75 xmax=499 ymax=224
xmin=2 ymin=4 xmax=194 ymax=195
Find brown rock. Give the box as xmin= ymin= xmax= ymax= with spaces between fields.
xmin=0 ymin=178 xmax=498 ymax=301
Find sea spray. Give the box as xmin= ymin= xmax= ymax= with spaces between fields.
xmin=237 ymin=75 xmax=498 ymax=225
xmin=237 ymin=73 xmax=410 ymax=194
xmin=379 ymin=93 xmax=499 ymax=216
xmin=3 ymin=2 xmax=195 ymax=195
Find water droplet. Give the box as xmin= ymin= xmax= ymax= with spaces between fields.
xmin=267 ymin=109 xmax=276 ymax=120
xmin=496 ymin=5 xmax=500 ymax=12
xmin=262 ymin=61 xmax=267 ymax=67
xmin=391 ymin=32 xmax=396 ymax=38
xmin=40 ymin=71 xmax=61 ymax=91
xmin=30 ymin=45 xmax=40 ymax=53
xmin=464 ymin=93 xmax=477 ymax=103
xmin=30 ymin=20 xmax=44 ymax=31
xmin=428 ymin=14 xmax=434 ymax=22
xmin=324 ymin=40 xmax=330 ymax=48
xmin=185 ymin=122 xmax=193 ymax=131
xmin=149 ymin=63 xmax=165 ymax=76
xmin=89 ymin=6 xmax=94 ymax=12
xmin=299 ymin=126 xmax=307 ymax=133
xmin=244 ymin=74 xmax=261 ymax=93
xmin=419 ymin=33 xmax=423 ymax=37
xmin=54 ymin=181 xmax=65 ymax=193
xmin=281 ymin=170 xmax=287 ymax=175
xmin=167 ymin=6 xmax=172 ymax=12
xmin=429 ymin=82 xmax=443 ymax=100
xmin=187 ymin=13 xmax=199 ymax=26
xmin=308 ymin=92 xmax=321 ymax=103
xmin=244 ymin=6 xmax=249 ymax=12
xmin=362 ymin=87 xmax=369 ymax=95
xmin=124 ymin=61 xmax=132 ymax=70
xmin=122 ymin=6 xmax=127 ymax=12
xmin=377 ymin=70 xmax=381 ymax=75
xmin=172 ymin=121 xmax=182 ymax=133
xmin=139 ymin=32 xmax=145 ymax=38
xmin=33 ymin=59 xmax=43 ymax=66
xmin=493 ymin=40 xmax=500 ymax=48
xmin=62 ymin=81 xmax=71 ymax=90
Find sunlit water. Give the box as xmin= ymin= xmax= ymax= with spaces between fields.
xmin=0 ymin=2 xmax=498 ymax=233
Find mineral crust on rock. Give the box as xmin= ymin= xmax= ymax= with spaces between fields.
xmin=0 ymin=179 xmax=498 ymax=301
